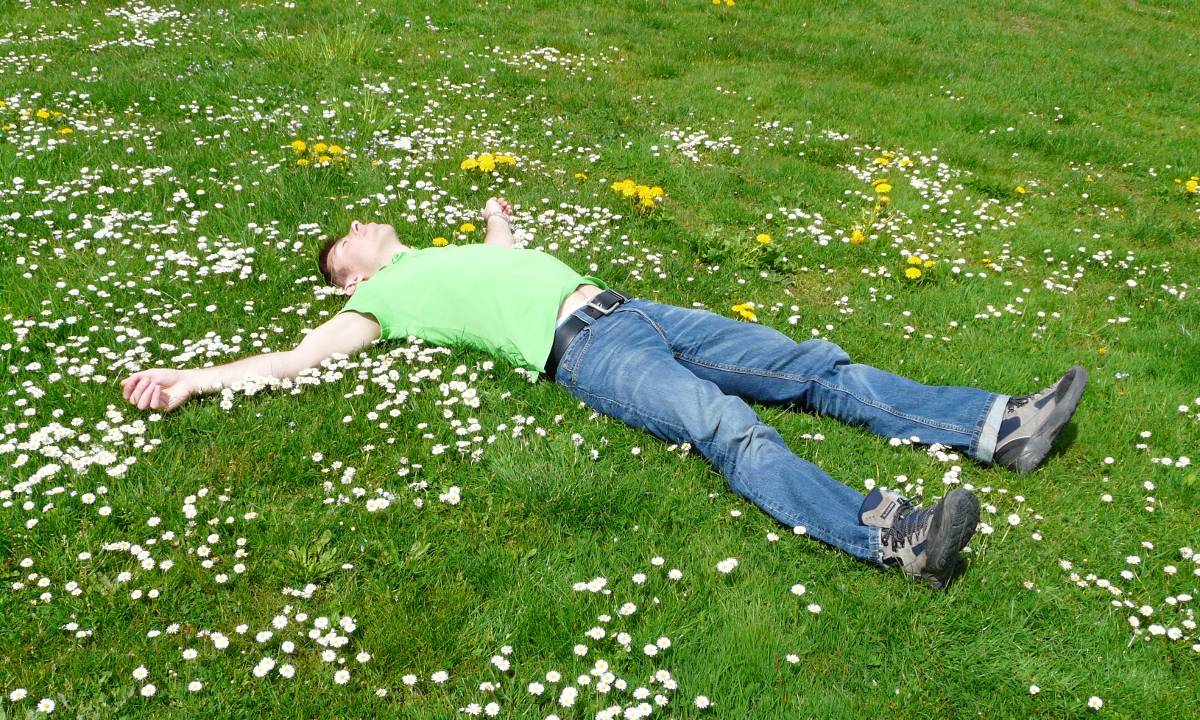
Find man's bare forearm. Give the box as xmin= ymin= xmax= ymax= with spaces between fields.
xmin=189 ymin=351 xmax=304 ymax=396
xmin=484 ymin=214 xmax=514 ymax=247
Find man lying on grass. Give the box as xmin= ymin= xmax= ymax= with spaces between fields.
xmin=120 ymin=196 xmax=1087 ymax=590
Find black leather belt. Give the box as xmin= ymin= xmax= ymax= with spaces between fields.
xmin=544 ymin=288 xmax=630 ymax=382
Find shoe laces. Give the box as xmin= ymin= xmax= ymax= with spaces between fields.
xmin=881 ymin=499 xmax=933 ymax=552
xmin=1004 ymin=393 xmax=1035 ymax=417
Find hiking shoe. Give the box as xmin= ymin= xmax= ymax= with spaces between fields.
xmin=992 ymin=365 xmax=1087 ymax=473
xmin=859 ymin=487 xmax=980 ymax=590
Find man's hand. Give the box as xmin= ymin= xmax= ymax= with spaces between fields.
xmin=483 ymin=196 xmax=515 ymax=248
xmin=120 ymin=368 xmax=198 ymax=413
xmin=483 ymin=196 xmax=512 ymax=219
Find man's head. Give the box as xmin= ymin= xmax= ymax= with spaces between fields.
xmin=317 ymin=220 xmax=404 ymax=296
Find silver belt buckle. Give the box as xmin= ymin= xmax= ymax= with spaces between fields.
xmin=586 ymin=291 xmax=623 ymax=316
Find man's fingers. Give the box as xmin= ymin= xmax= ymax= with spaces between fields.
xmin=129 ymin=377 xmax=145 ymax=406
xmin=138 ymin=383 xmax=157 ymax=410
xmin=131 ymin=377 xmax=151 ymax=406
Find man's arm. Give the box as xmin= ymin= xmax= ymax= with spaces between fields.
xmin=193 ymin=310 xmax=381 ymax=392
xmin=120 ymin=311 xmax=381 ymax=412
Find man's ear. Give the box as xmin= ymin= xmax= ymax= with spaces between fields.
xmin=343 ymin=276 xmax=361 ymax=296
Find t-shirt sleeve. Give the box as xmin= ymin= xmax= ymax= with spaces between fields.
xmin=339 ymin=293 xmax=400 ymax=339
xmin=580 ymin=274 xmax=610 ymax=290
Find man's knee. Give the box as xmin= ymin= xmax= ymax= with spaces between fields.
xmin=798 ymin=338 xmax=851 ymax=369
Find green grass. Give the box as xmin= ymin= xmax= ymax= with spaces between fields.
xmin=1 ymin=0 xmax=1199 ymax=717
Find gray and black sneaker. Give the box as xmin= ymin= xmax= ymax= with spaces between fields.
xmin=859 ymin=487 xmax=980 ymax=590
xmin=992 ymin=365 xmax=1087 ymax=473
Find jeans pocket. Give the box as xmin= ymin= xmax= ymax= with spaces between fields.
xmin=556 ymin=325 xmax=593 ymax=388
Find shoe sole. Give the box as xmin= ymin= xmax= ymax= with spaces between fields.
xmin=1010 ymin=365 xmax=1088 ymax=473
xmin=922 ymin=488 xmax=980 ymax=584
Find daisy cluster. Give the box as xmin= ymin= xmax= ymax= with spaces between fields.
xmin=89 ymin=1 xmax=205 ymax=53
xmin=486 ymin=45 xmax=618 ymax=76
xmin=7 ymin=485 xmax=258 ymax=606
xmin=71 ymin=591 xmax=394 ymax=702
xmin=5 ymin=484 xmax=261 ymax=705
xmin=1060 ymin=545 xmax=1200 ymax=653
xmin=658 ymin=125 xmax=742 ymax=165
xmin=1 ymin=89 xmax=163 ymax=159
xmin=0 ymin=50 xmax=51 ymax=77
xmin=448 ymin=554 xmax=712 ymax=718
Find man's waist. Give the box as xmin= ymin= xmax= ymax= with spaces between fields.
xmin=545 ymin=287 xmax=630 ymax=382
xmin=556 ymin=283 xmax=607 ymax=326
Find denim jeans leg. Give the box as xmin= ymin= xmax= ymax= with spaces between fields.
xmin=624 ymin=300 xmax=1009 ymax=464
xmin=552 ymin=302 xmax=882 ymax=565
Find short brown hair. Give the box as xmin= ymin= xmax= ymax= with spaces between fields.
xmin=317 ymin=235 xmax=339 ymax=286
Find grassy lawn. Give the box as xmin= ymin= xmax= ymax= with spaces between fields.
xmin=1 ymin=0 xmax=1198 ymax=717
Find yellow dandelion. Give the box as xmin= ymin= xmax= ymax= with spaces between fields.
xmin=731 ymin=303 xmax=756 ymax=321
xmin=290 ymin=139 xmax=306 ymax=153
xmin=575 ymin=172 xmax=588 ymax=180
xmin=755 ymin=233 xmax=771 ymax=245
xmin=874 ymin=182 xmax=893 ymax=194
xmin=850 ymin=229 xmax=865 ymax=245
xmin=905 ymin=267 xmax=922 ymax=280
xmin=461 ymin=158 xmax=478 ymax=170
xmin=432 ymin=237 xmax=449 ymax=247
xmin=923 ymin=259 xmax=935 ymax=268
xmin=874 ymin=156 xmax=891 ymax=165
xmin=296 ymin=158 xmax=309 ymax=166
xmin=478 ymin=155 xmax=496 ymax=172
xmin=318 ymin=154 xmax=332 ymax=163
xmin=1015 ymin=185 xmax=1027 ymax=194
xmin=1186 ymin=179 xmax=1199 ymax=193
xmin=329 ymin=145 xmax=344 ymax=155
xmin=906 ymin=255 xmax=923 ymax=265
xmin=724 ymin=0 xmax=735 ymax=6
xmin=898 ymin=157 xmax=913 ymax=167
xmin=1097 ymin=347 xmax=1107 ymax=356
xmin=313 ymin=142 xmax=328 ymax=154
xmin=876 ymin=195 xmax=891 ymax=206
xmin=57 ymin=127 xmax=73 ymax=134
xmin=460 ymin=222 xmax=476 ymax=233
xmin=649 ymin=186 xmax=664 ymax=197
xmin=35 ymin=108 xmax=50 ymax=119
xmin=639 ymin=197 xmax=656 ymax=208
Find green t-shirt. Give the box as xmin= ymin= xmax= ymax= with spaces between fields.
xmin=338 ymin=244 xmax=609 ymax=376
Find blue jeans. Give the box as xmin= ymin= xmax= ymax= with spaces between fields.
xmin=551 ymin=297 xmax=1008 ymax=566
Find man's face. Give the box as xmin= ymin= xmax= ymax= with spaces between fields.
xmin=331 ymin=220 xmax=397 ymax=295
